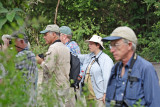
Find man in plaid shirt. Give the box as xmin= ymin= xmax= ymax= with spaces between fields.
xmin=11 ymin=31 xmax=38 ymax=105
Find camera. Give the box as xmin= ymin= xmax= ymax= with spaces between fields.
xmin=38 ymin=53 xmax=45 ymax=59
xmin=9 ymin=40 xmax=12 ymax=44
xmin=110 ymin=100 xmax=129 ymax=107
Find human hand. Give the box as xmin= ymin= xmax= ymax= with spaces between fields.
xmin=36 ymin=55 xmax=44 ymax=64
xmin=2 ymin=35 xmax=10 ymax=46
xmin=102 ymin=93 xmax=106 ymax=104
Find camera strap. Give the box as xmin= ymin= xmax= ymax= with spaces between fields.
xmin=112 ymin=53 xmax=137 ymax=105
xmin=15 ymin=45 xmax=26 ymax=50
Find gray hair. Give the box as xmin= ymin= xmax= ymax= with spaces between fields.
xmin=122 ymin=39 xmax=137 ymax=52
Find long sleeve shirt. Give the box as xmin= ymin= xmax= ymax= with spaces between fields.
xmin=106 ymin=55 xmax=160 ymax=107
xmin=15 ymin=47 xmax=38 ymax=86
xmin=78 ymin=51 xmax=114 ymax=99
xmin=41 ymin=41 xmax=70 ymax=89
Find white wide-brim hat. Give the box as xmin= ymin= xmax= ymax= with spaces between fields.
xmin=86 ymin=35 xmax=105 ymax=49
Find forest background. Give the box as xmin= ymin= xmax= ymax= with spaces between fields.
xmin=0 ymin=0 xmax=160 ymax=106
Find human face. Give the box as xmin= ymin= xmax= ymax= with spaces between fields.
xmin=60 ymin=33 xmax=65 ymax=44
xmin=15 ymin=39 xmax=23 ymax=52
xmin=110 ymin=39 xmax=131 ymax=61
xmin=43 ymin=32 xmax=55 ymax=45
xmin=88 ymin=41 xmax=99 ymax=53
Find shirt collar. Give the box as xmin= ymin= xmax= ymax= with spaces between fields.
xmin=119 ymin=53 xmax=135 ymax=68
xmin=91 ymin=50 xmax=103 ymax=59
xmin=65 ymin=40 xmax=71 ymax=45
xmin=52 ymin=39 xmax=61 ymax=44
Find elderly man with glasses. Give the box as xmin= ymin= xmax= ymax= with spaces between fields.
xmin=102 ymin=26 xmax=160 ymax=107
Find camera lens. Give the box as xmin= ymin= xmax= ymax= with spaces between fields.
xmin=9 ymin=40 xmax=12 ymax=44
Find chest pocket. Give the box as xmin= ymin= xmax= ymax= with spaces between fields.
xmin=91 ymin=63 xmax=102 ymax=80
xmin=125 ymin=75 xmax=141 ymax=100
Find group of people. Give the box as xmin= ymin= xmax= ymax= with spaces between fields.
xmin=0 ymin=24 xmax=160 ymax=107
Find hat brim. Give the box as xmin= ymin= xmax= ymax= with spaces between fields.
xmin=85 ymin=40 xmax=105 ymax=49
xmin=40 ymin=30 xmax=49 ymax=34
xmin=102 ymin=36 xmax=122 ymax=42
xmin=85 ymin=40 xmax=91 ymax=43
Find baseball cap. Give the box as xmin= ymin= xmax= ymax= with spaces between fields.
xmin=11 ymin=31 xmax=28 ymax=41
xmin=40 ymin=24 xmax=60 ymax=34
xmin=60 ymin=26 xmax=72 ymax=35
xmin=102 ymin=26 xmax=137 ymax=44
xmin=86 ymin=35 xmax=105 ymax=49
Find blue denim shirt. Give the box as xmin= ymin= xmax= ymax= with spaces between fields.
xmin=106 ymin=55 xmax=160 ymax=107
xmin=78 ymin=51 xmax=114 ymax=99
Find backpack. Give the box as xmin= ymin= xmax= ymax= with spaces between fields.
xmin=69 ymin=52 xmax=80 ymax=87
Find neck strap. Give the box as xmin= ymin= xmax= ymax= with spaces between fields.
xmin=113 ymin=53 xmax=137 ymax=101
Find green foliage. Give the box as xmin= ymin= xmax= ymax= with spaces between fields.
xmin=0 ymin=1 xmax=25 ymax=35
xmin=0 ymin=47 xmax=31 ymax=106
xmin=137 ymin=21 xmax=160 ymax=62
xmin=1 ymin=0 xmax=160 ymax=106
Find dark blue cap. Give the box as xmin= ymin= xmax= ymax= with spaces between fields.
xmin=102 ymin=36 xmax=122 ymax=42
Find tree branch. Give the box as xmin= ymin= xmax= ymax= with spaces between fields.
xmin=54 ymin=0 xmax=60 ymax=24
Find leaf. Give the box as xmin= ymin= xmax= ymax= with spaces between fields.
xmin=6 ymin=10 xmax=15 ymax=22
xmin=0 ymin=8 xmax=8 ymax=14
xmin=15 ymin=15 xmax=24 ymax=26
xmin=13 ymin=8 xmax=23 ymax=12
xmin=0 ymin=2 xmax=3 ymax=8
xmin=0 ymin=17 xmax=7 ymax=29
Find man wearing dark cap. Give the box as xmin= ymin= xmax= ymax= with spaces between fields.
xmin=36 ymin=24 xmax=75 ymax=107
xmin=11 ymin=31 xmax=38 ymax=105
xmin=60 ymin=26 xmax=80 ymax=56
xmin=102 ymin=26 xmax=160 ymax=107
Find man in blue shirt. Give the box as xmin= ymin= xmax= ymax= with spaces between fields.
xmin=102 ymin=26 xmax=160 ymax=107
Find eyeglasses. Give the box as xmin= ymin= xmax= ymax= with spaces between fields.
xmin=109 ymin=42 xmax=124 ymax=49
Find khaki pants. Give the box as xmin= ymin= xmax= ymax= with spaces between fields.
xmin=57 ymin=88 xmax=76 ymax=107
xmin=87 ymin=98 xmax=105 ymax=107
xmin=96 ymin=98 xmax=105 ymax=107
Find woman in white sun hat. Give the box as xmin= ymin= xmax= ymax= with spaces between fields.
xmin=77 ymin=35 xmax=114 ymax=107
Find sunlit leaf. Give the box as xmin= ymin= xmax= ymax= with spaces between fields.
xmin=15 ymin=15 xmax=24 ymax=26
xmin=6 ymin=10 xmax=15 ymax=22
xmin=13 ymin=8 xmax=23 ymax=12
xmin=0 ymin=8 xmax=8 ymax=14
xmin=0 ymin=2 xmax=3 ymax=8
xmin=0 ymin=17 xmax=7 ymax=29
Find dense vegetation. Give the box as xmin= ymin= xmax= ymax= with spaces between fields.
xmin=0 ymin=0 xmax=160 ymax=61
xmin=0 ymin=0 xmax=160 ymax=106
